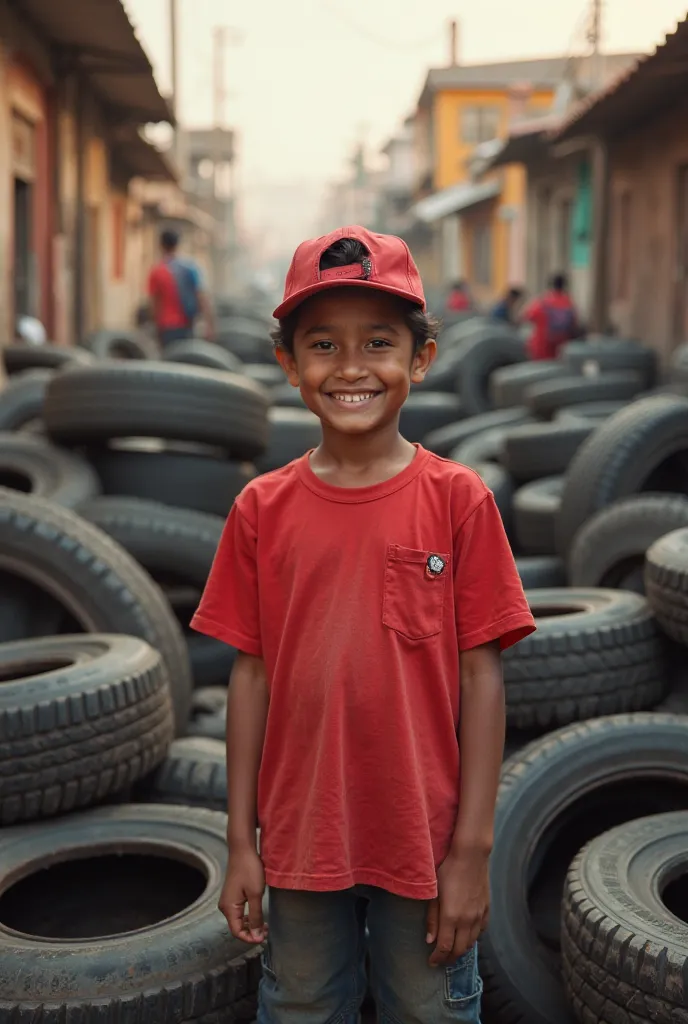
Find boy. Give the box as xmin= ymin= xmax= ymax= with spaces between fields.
xmin=191 ymin=226 xmax=535 ymax=1023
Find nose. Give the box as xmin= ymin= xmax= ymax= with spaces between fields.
xmin=333 ymin=352 xmax=368 ymax=382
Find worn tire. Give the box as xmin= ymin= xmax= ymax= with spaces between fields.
xmin=424 ymin=407 xmax=530 ymax=457
xmin=0 ymin=433 xmax=100 ymax=507
xmin=0 ymin=489 xmax=192 ymax=733
xmin=137 ymin=736 xmax=226 ymax=811
xmin=0 ymin=635 xmax=173 ymax=824
xmin=399 ymin=393 xmax=463 ymax=443
xmin=270 ymin=383 xmax=308 ymax=408
xmin=88 ymin=441 xmax=255 ymax=517
xmin=415 ymin=346 xmax=465 ymax=393
xmin=515 ymin=556 xmax=566 ymax=589
xmin=81 ymin=329 xmax=154 ymax=360
xmin=512 ymin=478 xmax=563 ymax=556
xmin=645 ymin=527 xmax=688 ymax=645
xmin=474 ymin=462 xmax=514 ymax=534
xmin=216 ymin=316 xmax=274 ymax=363
xmin=489 ymin=361 xmax=562 ymax=409
xmin=457 ymin=332 xmax=526 ymax=415
xmin=561 ymin=336 xmax=657 ymax=386
xmin=451 ymin=427 xmax=509 ymax=468
xmin=242 ymin=363 xmax=284 ymax=388
xmin=186 ymin=686 xmax=227 ymax=741
xmin=554 ymin=400 xmax=629 ymax=426
xmin=3 ymin=343 xmax=94 ymax=375
xmin=480 ymin=713 xmax=688 ymax=1024
xmin=501 ymin=422 xmax=594 ymax=482
xmin=525 ymin=371 xmax=644 ymax=419
xmin=44 ymin=362 xmax=270 ymax=460
xmin=163 ymin=338 xmax=244 ymax=373
xmin=0 ymin=804 xmax=261 ymax=1023
xmin=256 ymin=408 xmax=321 ymax=473
xmin=569 ymin=493 xmax=688 ymax=590
xmin=556 ymin=394 xmax=688 ymax=556
xmin=562 ymin=812 xmax=688 ymax=1023
xmin=503 ymin=588 xmax=667 ymax=730
xmin=0 ymin=370 xmax=52 ymax=431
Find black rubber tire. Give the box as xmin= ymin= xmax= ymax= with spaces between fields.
xmin=415 ymin=346 xmax=465 ymax=393
xmin=512 ymin=477 xmax=563 ymax=556
xmin=0 ymin=370 xmax=52 ymax=431
xmin=556 ymin=394 xmax=688 ymax=557
xmin=256 ymin=408 xmax=322 ymax=473
xmin=0 ymin=433 xmax=100 ymax=507
xmin=451 ymin=426 xmax=509 ymax=468
xmin=44 ymin=362 xmax=270 ymax=460
xmin=500 ymin=422 xmax=594 ymax=482
xmin=3 ymin=343 xmax=94 ymax=375
xmin=0 ymin=634 xmax=173 ymax=824
xmin=423 ymin=407 xmax=532 ymax=457
xmin=503 ymin=588 xmax=667 ymax=730
xmin=569 ymin=494 xmax=688 ymax=590
xmin=163 ymin=338 xmax=244 ymax=373
xmin=480 ymin=713 xmax=688 ymax=1024
xmin=216 ymin=316 xmax=275 ymax=363
xmin=473 ymin=462 xmax=514 ymax=533
xmin=670 ymin=342 xmax=688 ymax=384
xmin=525 ymin=371 xmax=644 ymax=419
xmin=0 ymin=489 xmax=192 ymax=734
xmin=187 ymin=686 xmax=227 ymax=741
xmin=399 ymin=393 xmax=464 ymax=443
xmin=457 ymin=332 xmax=526 ymax=415
xmin=80 ymin=329 xmax=154 ymax=360
xmin=242 ymin=363 xmax=284 ymax=388
xmin=489 ymin=361 xmax=562 ymax=409
xmin=562 ymin=812 xmax=688 ymax=1024
xmin=553 ymin=400 xmax=629 ymax=426
xmin=187 ymin=632 xmax=236 ymax=689
xmin=0 ymin=804 xmax=261 ymax=1023
xmin=561 ymin=336 xmax=657 ymax=386
xmin=137 ymin=736 xmax=227 ymax=811
xmin=645 ymin=527 xmax=688 ymax=645
xmin=270 ymin=383 xmax=308 ymax=408
xmin=515 ymin=556 xmax=566 ymax=589
xmin=87 ymin=441 xmax=255 ymax=517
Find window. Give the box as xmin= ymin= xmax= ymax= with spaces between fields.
xmin=461 ymin=106 xmax=501 ymax=144
xmin=472 ymin=222 xmax=492 ymax=286
xmin=614 ymin=191 xmax=632 ymax=300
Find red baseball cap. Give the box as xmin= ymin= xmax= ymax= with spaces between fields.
xmin=273 ymin=225 xmax=426 ymax=319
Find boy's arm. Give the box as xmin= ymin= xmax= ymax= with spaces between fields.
xmin=427 ymin=640 xmax=504 ymax=966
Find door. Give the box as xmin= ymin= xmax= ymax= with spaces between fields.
xmin=14 ymin=178 xmax=32 ymax=317
xmin=674 ymin=165 xmax=688 ymax=345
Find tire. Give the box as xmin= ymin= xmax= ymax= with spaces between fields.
xmin=457 ymin=332 xmax=526 ymax=415
xmin=0 ymin=634 xmax=173 ymax=824
xmin=512 ymin=477 xmax=563 ymax=555
xmin=503 ymin=588 xmax=667 ymax=730
xmin=0 ymin=433 xmax=100 ymax=507
xmin=88 ymin=440 xmax=255 ymax=517
xmin=163 ymin=339 xmax=244 ymax=373
xmin=216 ymin=316 xmax=275 ymax=363
xmin=399 ymin=393 xmax=463 ymax=443
xmin=474 ymin=462 xmax=514 ymax=534
xmin=0 ymin=804 xmax=262 ymax=1023
xmin=562 ymin=812 xmax=688 ymax=1024
xmin=525 ymin=371 xmax=644 ymax=419
xmin=569 ymin=494 xmax=688 ymax=590
xmin=561 ymin=336 xmax=657 ymax=386
xmin=0 ymin=370 xmax=52 ymax=431
xmin=451 ymin=426 xmax=509 ymax=468
xmin=187 ymin=632 xmax=236 ymax=688
xmin=670 ymin=342 xmax=688 ymax=384
xmin=554 ymin=400 xmax=629 ymax=426
xmin=480 ymin=713 xmax=688 ymax=1024
xmin=415 ymin=346 xmax=465 ymax=393
xmin=556 ymin=394 xmax=688 ymax=556
xmin=81 ymin=329 xmax=154 ymax=360
xmin=0 ymin=489 xmax=192 ymax=734
xmin=3 ymin=343 xmax=94 ymax=375
xmin=187 ymin=686 xmax=227 ymax=741
xmin=645 ymin=527 xmax=688 ymax=645
xmin=489 ymin=361 xmax=563 ymax=409
xmin=423 ymin=407 xmax=532 ymax=457
xmin=501 ymin=422 xmax=594 ymax=482
xmin=256 ymin=408 xmax=321 ymax=473
xmin=270 ymin=383 xmax=308 ymax=408
xmin=242 ymin=363 xmax=284 ymax=388
xmin=515 ymin=556 xmax=566 ymax=589
xmin=137 ymin=736 xmax=226 ymax=811
xmin=44 ymin=362 xmax=270 ymax=460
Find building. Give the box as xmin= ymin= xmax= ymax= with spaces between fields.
xmin=409 ymin=51 xmax=639 ymax=306
xmin=0 ymin=0 xmax=175 ymax=347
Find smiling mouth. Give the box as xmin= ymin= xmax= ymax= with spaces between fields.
xmin=327 ymin=391 xmax=382 ymax=406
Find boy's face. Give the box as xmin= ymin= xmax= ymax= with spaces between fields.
xmin=276 ymin=288 xmax=436 ymax=436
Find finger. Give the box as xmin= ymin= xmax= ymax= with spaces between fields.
xmin=247 ymin=895 xmax=267 ymax=942
xmin=225 ymin=899 xmax=250 ymax=941
xmin=426 ymin=898 xmax=440 ymax=944
xmin=429 ymin=921 xmax=456 ymax=966
xmin=452 ymin=925 xmax=479 ymax=963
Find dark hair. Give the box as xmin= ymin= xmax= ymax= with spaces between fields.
xmin=160 ymin=229 xmax=179 ymax=251
xmin=549 ymin=272 xmax=567 ymax=292
xmin=272 ymin=238 xmax=441 ymax=354
xmin=507 ymin=287 xmax=524 ymax=301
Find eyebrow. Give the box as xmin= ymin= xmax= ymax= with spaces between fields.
xmin=302 ymin=322 xmax=401 ymax=336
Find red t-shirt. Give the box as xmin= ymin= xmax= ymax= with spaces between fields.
xmin=148 ymin=261 xmax=188 ymax=330
xmin=524 ymin=290 xmax=578 ymax=360
xmin=191 ymin=446 xmax=535 ymax=900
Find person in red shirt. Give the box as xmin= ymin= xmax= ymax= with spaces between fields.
xmin=522 ymin=272 xmax=581 ymax=360
xmin=445 ymin=278 xmax=472 ymax=313
xmin=147 ymin=229 xmax=214 ymax=347
xmin=191 ymin=226 xmax=535 ymax=1024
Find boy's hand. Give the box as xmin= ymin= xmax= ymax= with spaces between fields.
xmin=218 ymin=847 xmax=268 ymax=944
xmin=426 ymin=848 xmax=490 ymax=966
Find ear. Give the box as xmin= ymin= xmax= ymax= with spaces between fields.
xmin=411 ymin=339 xmax=437 ymax=384
xmin=274 ymin=345 xmax=300 ymax=387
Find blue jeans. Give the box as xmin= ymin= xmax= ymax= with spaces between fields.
xmin=259 ymin=887 xmax=482 ymax=1024
xmin=159 ymin=325 xmax=193 ymax=346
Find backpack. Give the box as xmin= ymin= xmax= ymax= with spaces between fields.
xmin=543 ymin=300 xmax=576 ymax=339
xmin=168 ymin=259 xmax=200 ymax=322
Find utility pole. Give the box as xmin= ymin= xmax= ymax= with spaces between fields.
xmin=587 ymin=0 xmax=604 ymax=89
xmin=169 ymin=0 xmax=179 ymax=162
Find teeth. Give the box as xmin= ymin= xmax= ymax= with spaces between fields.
xmin=331 ymin=393 xmax=376 ymax=403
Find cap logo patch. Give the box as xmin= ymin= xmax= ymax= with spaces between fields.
xmin=426 ymin=554 xmax=446 ymax=577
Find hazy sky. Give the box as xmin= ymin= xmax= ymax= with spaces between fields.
xmin=126 ymin=0 xmax=688 ymax=243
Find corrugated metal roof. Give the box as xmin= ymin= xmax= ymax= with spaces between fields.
xmin=18 ymin=0 xmax=171 ymax=123
xmin=556 ymin=18 xmax=688 ymax=140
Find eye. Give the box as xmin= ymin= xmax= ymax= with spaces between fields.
xmin=368 ymin=338 xmax=392 ymax=348
xmin=312 ymin=340 xmax=335 ymax=351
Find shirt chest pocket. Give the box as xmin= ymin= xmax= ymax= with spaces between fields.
xmin=382 ymin=544 xmax=451 ymax=641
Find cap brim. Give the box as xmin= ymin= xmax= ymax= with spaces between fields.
xmin=273 ymin=279 xmax=425 ymax=319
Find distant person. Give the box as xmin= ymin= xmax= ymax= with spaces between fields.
xmin=522 ymin=273 xmax=580 ymax=360
xmin=148 ymin=229 xmax=214 ymax=346
xmin=491 ymin=287 xmax=524 ymax=326
xmin=445 ymin=279 xmax=472 ymax=314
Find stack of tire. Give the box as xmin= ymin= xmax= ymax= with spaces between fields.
xmin=417 ymin=325 xmax=688 ymax=1023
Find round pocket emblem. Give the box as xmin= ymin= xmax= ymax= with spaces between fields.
xmin=427 ymin=554 xmax=446 ymax=576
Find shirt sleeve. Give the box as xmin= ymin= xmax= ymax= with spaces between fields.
xmin=189 ymin=263 xmax=203 ymax=290
xmin=190 ymin=502 xmax=262 ymax=656
xmin=454 ymin=492 xmax=536 ymax=651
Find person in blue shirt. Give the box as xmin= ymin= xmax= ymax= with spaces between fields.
xmin=491 ymin=287 xmax=524 ymax=326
